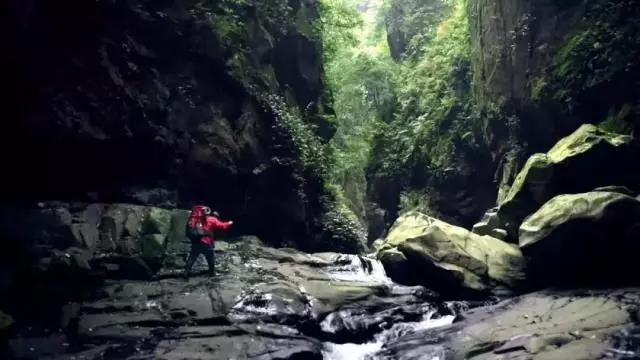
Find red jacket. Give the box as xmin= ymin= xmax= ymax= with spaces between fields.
xmin=188 ymin=205 xmax=233 ymax=246
xmin=201 ymin=215 xmax=232 ymax=246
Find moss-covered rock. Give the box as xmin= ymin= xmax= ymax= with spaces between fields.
xmin=497 ymin=124 xmax=639 ymax=240
xmin=520 ymin=191 xmax=640 ymax=288
xmin=381 ymin=211 xmax=525 ymax=295
xmin=138 ymin=234 xmax=167 ymax=270
xmin=0 ymin=202 xmax=195 ymax=280
xmin=142 ymin=208 xmax=172 ymax=235
xmin=0 ymin=310 xmax=13 ymax=331
xmin=317 ymin=202 xmax=367 ymax=254
xmin=592 ymin=185 xmax=637 ymax=197
xmin=167 ymin=210 xmax=190 ymax=245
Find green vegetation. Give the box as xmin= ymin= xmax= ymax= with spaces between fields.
xmin=555 ymin=0 xmax=639 ymax=101
xmin=264 ymin=94 xmax=329 ymax=179
xmin=204 ymin=0 xmax=331 ymax=184
xmin=317 ymin=0 xmax=478 ymax=218
xmin=382 ymin=0 xmax=473 ymax=171
xmin=206 ymin=0 xmax=481 ymax=232
xmin=203 ymin=0 xmax=368 ymax=250
xmin=317 ymin=0 xmax=363 ymax=63
xmin=531 ymin=0 xmax=640 ymax=112
xmin=318 ymin=0 xmax=397 ymax=218
xmin=209 ymin=0 xmax=294 ymax=47
xmin=385 ymin=0 xmax=455 ymax=58
xmin=319 ymin=184 xmax=368 ymax=252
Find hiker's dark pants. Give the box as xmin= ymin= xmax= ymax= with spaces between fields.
xmin=185 ymin=242 xmax=215 ymax=275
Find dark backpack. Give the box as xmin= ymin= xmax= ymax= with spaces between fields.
xmin=185 ymin=217 xmax=209 ymax=242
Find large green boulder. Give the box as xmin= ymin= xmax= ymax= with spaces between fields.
xmin=520 ymin=191 xmax=640 ymax=287
xmin=497 ymin=124 xmax=638 ymax=240
xmin=138 ymin=234 xmax=167 ymax=271
xmin=381 ymin=211 xmax=525 ymax=295
xmin=167 ymin=210 xmax=190 ymax=245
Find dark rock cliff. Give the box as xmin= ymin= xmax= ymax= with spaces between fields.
xmin=468 ymin=0 xmax=640 ymax=201
xmin=2 ymin=0 xmax=335 ymax=249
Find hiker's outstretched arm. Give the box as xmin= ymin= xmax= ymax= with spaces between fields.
xmin=208 ymin=216 xmax=233 ymax=230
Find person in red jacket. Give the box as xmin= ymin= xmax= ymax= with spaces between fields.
xmin=185 ymin=205 xmax=233 ymax=276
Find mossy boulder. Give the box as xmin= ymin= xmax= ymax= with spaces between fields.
xmin=138 ymin=234 xmax=167 ymax=271
xmin=167 ymin=210 xmax=190 ymax=245
xmin=381 ymin=211 xmax=525 ymax=296
xmin=317 ymin=204 xmax=367 ymax=254
xmin=497 ymin=124 xmax=638 ymax=240
xmin=142 ymin=207 xmax=172 ymax=235
xmin=520 ymin=191 xmax=640 ymax=287
xmin=0 ymin=311 xmax=13 ymax=331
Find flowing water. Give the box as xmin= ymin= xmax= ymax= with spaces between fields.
xmin=322 ymin=254 xmax=392 ymax=283
xmin=320 ymin=254 xmax=456 ymax=360
xmin=322 ymin=311 xmax=455 ymax=360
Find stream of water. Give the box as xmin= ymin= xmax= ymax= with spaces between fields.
xmin=322 ymin=311 xmax=455 ymax=359
xmin=320 ymin=255 xmax=456 ymax=360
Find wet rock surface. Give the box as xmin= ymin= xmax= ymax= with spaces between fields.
xmin=1 ymin=237 xmax=444 ymax=359
xmin=371 ymin=289 xmax=640 ymax=360
xmin=4 ymin=216 xmax=640 ymax=359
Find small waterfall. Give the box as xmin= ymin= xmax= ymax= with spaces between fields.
xmin=322 ymin=310 xmax=455 ymax=360
xmin=323 ymin=255 xmax=391 ymax=284
xmin=319 ymin=253 xmax=456 ymax=359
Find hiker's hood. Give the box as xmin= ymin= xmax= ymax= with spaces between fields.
xmin=191 ymin=205 xmax=208 ymax=217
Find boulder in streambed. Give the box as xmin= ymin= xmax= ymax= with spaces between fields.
xmin=492 ymin=124 xmax=640 ymax=241
xmin=520 ymin=191 xmax=640 ymax=287
xmin=378 ymin=211 xmax=526 ymax=296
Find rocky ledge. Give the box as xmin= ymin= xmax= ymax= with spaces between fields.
xmin=372 ymin=289 xmax=640 ymax=360
xmin=4 ymin=233 xmax=640 ymax=359
xmin=2 ymin=236 xmax=450 ymax=359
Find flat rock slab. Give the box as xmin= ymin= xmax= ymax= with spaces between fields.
xmin=6 ymin=237 xmax=433 ymax=359
xmin=371 ymin=289 xmax=640 ymax=359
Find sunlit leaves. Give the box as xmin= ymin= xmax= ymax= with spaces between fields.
xmin=318 ymin=0 xmax=363 ymax=63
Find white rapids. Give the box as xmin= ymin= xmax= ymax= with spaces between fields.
xmin=322 ymin=311 xmax=455 ymax=360
xmin=320 ymin=254 xmax=456 ymax=360
xmin=323 ymin=254 xmax=391 ymax=284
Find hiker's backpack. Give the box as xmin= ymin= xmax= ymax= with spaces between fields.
xmin=185 ymin=214 xmax=208 ymax=242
